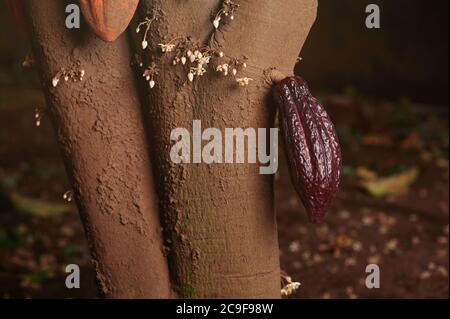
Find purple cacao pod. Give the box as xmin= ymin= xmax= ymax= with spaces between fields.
xmin=274 ymin=76 xmax=342 ymax=224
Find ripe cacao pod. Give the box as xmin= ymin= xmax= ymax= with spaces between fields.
xmin=274 ymin=76 xmax=342 ymax=224
xmin=79 ymin=0 xmax=139 ymax=42
xmin=5 ymin=0 xmax=28 ymax=39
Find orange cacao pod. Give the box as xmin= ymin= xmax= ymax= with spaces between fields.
xmin=79 ymin=0 xmax=139 ymax=42
xmin=5 ymin=0 xmax=28 ymax=39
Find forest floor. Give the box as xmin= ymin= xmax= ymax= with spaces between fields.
xmin=0 ymin=87 xmax=448 ymax=298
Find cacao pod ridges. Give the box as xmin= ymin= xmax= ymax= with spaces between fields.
xmin=274 ymin=76 xmax=342 ymax=224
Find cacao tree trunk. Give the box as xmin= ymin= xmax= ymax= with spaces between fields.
xmin=137 ymin=0 xmax=317 ymax=298
xmin=23 ymin=0 xmax=316 ymax=298
xmin=24 ymin=0 xmax=171 ymax=298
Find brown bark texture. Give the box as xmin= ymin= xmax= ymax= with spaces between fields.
xmin=23 ymin=0 xmax=171 ymax=298
xmin=136 ymin=0 xmax=317 ymax=298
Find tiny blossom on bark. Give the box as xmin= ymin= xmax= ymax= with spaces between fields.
xmin=22 ymin=53 xmax=34 ymax=68
xmin=217 ymin=55 xmax=248 ymax=81
xmin=136 ymin=10 xmax=161 ymax=51
xmin=236 ymin=77 xmax=253 ymax=86
xmin=281 ymin=282 xmax=301 ymax=296
xmin=63 ymin=190 xmax=74 ymax=203
xmin=135 ymin=3 xmax=252 ymax=87
xmin=142 ymin=62 xmax=159 ymax=89
xmin=156 ymin=36 xmax=241 ymax=83
xmin=213 ymin=0 xmax=240 ymax=29
xmin=51 ymin=68 xmax=85 ymax=88
xmin=216 ymin=63 xmax=229 ymax=75
xmin=280 ymin=272 xmax=301 ymax=297
xmin=34 ymin=107 xmax=44 ymax=128
xmin=158 ymin=43 xmax=176 ymax=53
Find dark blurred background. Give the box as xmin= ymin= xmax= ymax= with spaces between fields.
xmin=299 ymin=0 xmax=449 ymax=104
xmin=1 ymin=0 xmax=449 ymax=103
xmin=0 ymin=0 xmax=448 ymax=299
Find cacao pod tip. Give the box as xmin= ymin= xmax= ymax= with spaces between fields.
xmin=99 ymin=32 xmax=120 ymax=43
xmin=308 ymin=210 xmax=327 ymax=224
xmin=79 ymin=0 xmax=139 ymax=43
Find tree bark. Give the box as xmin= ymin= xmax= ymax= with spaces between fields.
xmin=24 ymin=0 xmax=171 ymax=298
xmin=137 ymin=0 xmax=317 ymax=298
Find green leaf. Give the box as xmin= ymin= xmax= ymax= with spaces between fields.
xmin=360 ymin=167 xmax=419 ymax=198
xmin=11 ymin=193 xmax=71 ymax=218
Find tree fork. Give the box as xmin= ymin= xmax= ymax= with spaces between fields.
xmin=24 ymin=0 xmax=172 ymax=298
xmin=137 ymin=0 xmax=317 ymax=298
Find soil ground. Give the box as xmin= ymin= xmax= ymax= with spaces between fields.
xmin=0 ymin=87 xmax=448 ymax=298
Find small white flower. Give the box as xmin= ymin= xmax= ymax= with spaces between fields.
xmin=230 ymin=15 xmax=235 ymax=20
xmin=80 ymin=70 xmax=85 ymax=77
xmin=142 ymin=40 xmax=148 ymax=49
xmin=136 ymin=27 xmax=140 ymax=33
xmin=181 ymin=56 xmax=187 ymax=65
xmin=146 ymin=75 xmax=150 ymax=81
xmin=232 ymin=68 xmax=237 ymax=76
xmin=281 ymin=282 xmax=301 ymax=296
xmin=213 ymin=18 xmax=220 ymax=29
xmin=198 ymin=56 xmax=210 ymax=66
xmin=243 ymin=62 xmax=247 ymax=68
xmin=219 ymin=51 xmax=224 ymax=57
xmin=223 ymin=64 xmax=229 ymax=76
xmin=190 ymin=54 xmax=196 ymax=63
xmin=216 ymin=63 xmax=229 ymax=75
xmin=194 ymin=65 xmax=206 ymax=76
xmin=63 ymin=190 xmax=73 ymax=202
xmin=64 ymin=75 xmax=69 ymax=81
xmin=52 ymin=77 xmax=59 ymax=87
xmin=188 ymin=72 xmax=194 ymax=82
xmin=158 ymin=43 xmax=176 ymax=53
xmin=149 ymin=80 xmax=155 ymax=88
xmin=236 ymin=77 xmax=253 ymax=86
